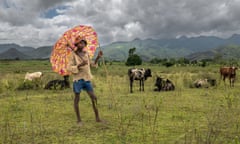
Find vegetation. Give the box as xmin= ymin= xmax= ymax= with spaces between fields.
xmin=149 ymin=56 xmax=240 ymax=68
xmin=125 ymin=47 xmax=142 ymax=66
xmin=101 ymin=36 xmax=240 ymax=61
xmin=0 ymin=60 xmax=240 ymax=143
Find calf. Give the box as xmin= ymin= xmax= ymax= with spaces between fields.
xmin=193 ymin=79 xmax=209 ymax=88
xmin=44 ymin=75 xmax=70 ymax=90
xmin=220 ymin=66 xmax=237 ymax=87
xmin=24 ymin=72 xmax=43 ymax=82
xmin=193 ymin=78 xmax=216 ymax=88
xmin=154 ymin=77 xmax=175 ymax=91
xmin=164 ymin=79 xmax=175 ymax=91
xmin=128 ymin=68 xmax=152 ymax=93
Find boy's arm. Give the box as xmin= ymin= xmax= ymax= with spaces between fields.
xmin=90 ymin=51 xmax=103 ymax=67
xmin=67 ymin=53 xmax=79 ymax=74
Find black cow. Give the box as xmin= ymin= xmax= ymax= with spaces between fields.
xmin=154 ymin=77 xmax=175 ymax=91
xmin=44 ymin=75 xmax=70 ymax=90
xmin=128 ymin=68 xmax=152 ymax=93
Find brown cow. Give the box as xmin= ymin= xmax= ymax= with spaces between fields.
xmin=220 ymin=66 xmax=238 ymax=87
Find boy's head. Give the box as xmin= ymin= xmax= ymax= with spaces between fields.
xmin=75 ymin=39 xmax=87 ymax=49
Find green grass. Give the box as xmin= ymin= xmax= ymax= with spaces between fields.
xmin=0 ymin=60 xmax=240 ymax=143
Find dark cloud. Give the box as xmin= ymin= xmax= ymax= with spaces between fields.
xmin=0 ymin=0 xmax=240 ymax=47
xmin=0 ymin=0 xmax=75 ymax=26
xmin=68 ymin=0 xmax=240 ymax=43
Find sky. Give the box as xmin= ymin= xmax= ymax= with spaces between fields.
xmin=0 ymin=0 xmax=240 ymax=48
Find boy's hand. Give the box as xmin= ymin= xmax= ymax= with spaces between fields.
xmin=77 ymin=60 xmax=88 ymax=69
xmin=97 ymin=51 xmax=103 ymax=57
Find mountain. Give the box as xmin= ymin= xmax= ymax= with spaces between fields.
xmin=0 ymin=44 xmax=52 ymax=60
xmin=0 ymin=43 xmax=35 ymax=53
xmin=1 ymin=34 xmax=240 ymax=60
xmin=101 ymin=38 xmax=193 ymax=61
xmin=185 ymin=45 xmax=240 ymax=61
xmin=0 ymin=48 xmax=32 ymax=60
xmin=25 ymin=46 xmax=52 ymax=59
xmin=101 ymin=34 xmax=240 ymax=61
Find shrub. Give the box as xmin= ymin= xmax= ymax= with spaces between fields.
xmin=17 ymin=80 xmax=40 ymax=90
xmin=125 ymin=54 xmax=142 ymax=66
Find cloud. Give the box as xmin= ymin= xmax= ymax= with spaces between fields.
xmin=0 ymin=0 xmax=240 ymax=47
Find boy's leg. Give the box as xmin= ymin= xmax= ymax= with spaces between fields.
xmin=74 ymin=93 xmax=82 ymax=123
xmin=87 ymin=91 xmax=101 ymax=122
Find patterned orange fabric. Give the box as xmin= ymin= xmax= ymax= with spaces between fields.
xmin=50 ymin=25 xmax=99 ymax=76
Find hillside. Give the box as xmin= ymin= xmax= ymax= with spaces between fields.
xmin=101 ymin=34 xmax=240 ymax=61
xmin=25 ymin=46 xmax=52 ymax=59
xmin=1 ymin=34 xmax=240 ymax=60
xmin=0 ymin=48 xmax=32 ymax=59
xmin=101 ymin=38 xmax=192 ymax=61
xmin=185 ymin=45 xmax=240 ymax=61
xmin=0 ymin=45 xmax=52 ymax=60
xmin=0 ymin=43 xmax=34 ymax=53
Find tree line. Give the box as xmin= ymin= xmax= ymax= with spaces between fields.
xmin=125 ymin=47 xmax=240 ymax=67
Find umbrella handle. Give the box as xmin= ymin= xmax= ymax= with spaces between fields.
xmin=94 ymin=44 xmax=103 ymax=64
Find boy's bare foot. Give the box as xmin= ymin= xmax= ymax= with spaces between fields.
xmin=96 ymin=119 xmax=101 ymax=122
xmin=77 ymin=121 xmax=83 ymax=127
xmin=96 ymin=119 xmax=108 ymax=124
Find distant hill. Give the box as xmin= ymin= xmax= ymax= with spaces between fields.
xmin=0 ymin=43 xmax=35 ymax=53
xmin=101 ymin=38 xmax=192 ymax=61
xmin=185 ymin=45 xmax=240 ymax=61
xmin=101 ymin=34 xmax=240 ymax=61
xmin=0 ymin=45 xmax=52 ymax=60
xmin=25 ymin=46 xmax=52 ymax=59
xmin=0 ymin=48 xmax=32 ymax=60
xmin=1 ymin=34 xmax=240 ymax=60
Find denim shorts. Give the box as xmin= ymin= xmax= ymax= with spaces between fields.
xmin=73 ymin=79 xmax=93 ymax=94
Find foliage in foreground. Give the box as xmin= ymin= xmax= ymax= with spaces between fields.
xmin=0 ymin=60 xmax=240 ymax=144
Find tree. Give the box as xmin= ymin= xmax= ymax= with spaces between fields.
xmin=128 ymin=47 xmax=136 ymax=56
xmin=126 ymin=54 xmax=142 ymax=66
xmin=163 ymin=61 xmax=174 ymax=67
xmin=125 ymin=47 xmax=142 ymax=66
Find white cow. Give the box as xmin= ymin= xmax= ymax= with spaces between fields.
xmin=193 ymin=79 xmax=209 ymax=88
xmin=128 ymin=68 xmax=152 ymax=93
xmin=24 ymin=72 xmax=43 ymax=82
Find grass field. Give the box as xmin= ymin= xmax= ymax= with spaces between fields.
xmin=1 ymin=60 xmax=240 ymax=144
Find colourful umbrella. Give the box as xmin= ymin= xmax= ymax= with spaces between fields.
xmin=50 ymin=25 xmax=99 ymax=76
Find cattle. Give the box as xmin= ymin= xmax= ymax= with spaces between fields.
xmin=193 ymin=78 xmax=216 ymax=88
xmin=44 ymin=75 xmax=70 ymax=90
xmin=24 ymin=72 xmax=43 ymax=82
xmin=193 ymin=79 xmax=209 ymax=88
xmin=154 ymin=77 xmax=175 ymax=91
xmin=128 ymin=68 xmax=152 ymax=93
xmin=208 ymin=78 xmax=217 ymax=87
xmin=164 ymin=79 xmax=175 ymax=91
xmin=220 ymin=66 xmax=238 ymax=87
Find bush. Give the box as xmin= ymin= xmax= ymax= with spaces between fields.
xmin=125 ymin=54 xmax=142 ymax=66
xmin=163 ymin=61 xmax=175 ymax=67
xmin=17 ymin=80 xmax=40 ymax=90
xmin=0 ymin=78 xmax=20 ymax=93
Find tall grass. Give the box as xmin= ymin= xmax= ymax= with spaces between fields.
xmin=0 ymin=60 xmax=240 ymax=143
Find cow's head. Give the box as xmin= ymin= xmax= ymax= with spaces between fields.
xmin=155 ymin=77 xmax=163 ymax=87
xmin=230 ymin=67 xmax=238 ymax=75
xmin=144 ymin=69 xmax=152 ymax=80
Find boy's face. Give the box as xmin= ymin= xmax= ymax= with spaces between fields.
xmin=76 ymin=41 xmax=86 ymax=49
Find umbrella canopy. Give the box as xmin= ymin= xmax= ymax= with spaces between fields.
xmin=50 ymin=25 xmax=99 ymax=76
